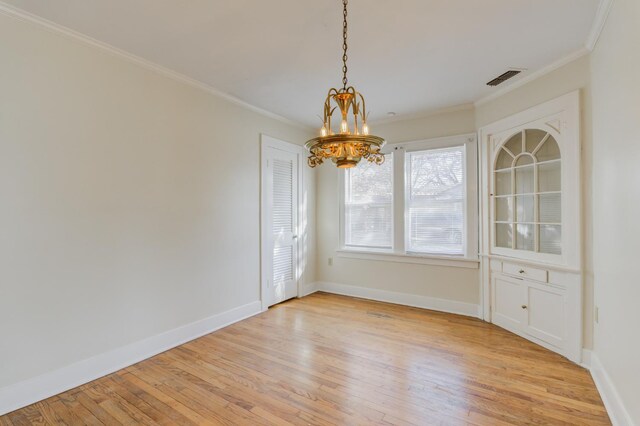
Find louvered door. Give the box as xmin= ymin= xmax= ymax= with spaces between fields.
xmin=263 ymin=143 xmax=299 ymax=307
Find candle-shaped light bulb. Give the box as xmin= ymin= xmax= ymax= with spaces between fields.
xmin=320 ymin=125 xmax=328 ymax=137
xmin=340 ymin=119 xmax=349 ymax=134
xmin=362 ymin=122 xmax=369 ymax=135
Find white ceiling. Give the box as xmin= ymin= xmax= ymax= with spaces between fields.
xmin=3 ymin=0 xmax=600 ymax=126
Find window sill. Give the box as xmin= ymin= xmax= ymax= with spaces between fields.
xmin=335 ymin=249 xmax=480 ymax=269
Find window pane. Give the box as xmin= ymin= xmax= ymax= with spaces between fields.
xmin=516 ymin=224 xmax=535 ymax=251
xmin=504 ymin=132 xmax=523 ymax=156
xmin=495 ymin=197 xmax=512 ymax=222
xmin=495 ymin=170 xmax=511 ymax=195
xmin=540 ymin=225 xmax=562 ymax=254
xmin=515 ymin=155 xmax=534 ymax=166
xmin=406 ymin=146 xmax=465 ymax=255
xmin=495 ymin=148 xmax=513 ymax=170
xmin=344 ymin=156 xmax=393 ymax=248
xmin=515 ymin=165 xmax=534 ymax=194
xmin=535 ymin=137 xmax=561 ymax=162
xmin=538 ymin=161 xmax=561 ymax=192
xmin=496 ymin=223 xmax=513 ymax=248
xmin=539 ymin=193 xmax=561 ymax=223
xmin=525 ymin=129 xmax=548 ymax=153
xmin=516 ymin=195 xmax=534 ymax=223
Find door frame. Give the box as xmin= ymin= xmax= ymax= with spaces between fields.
xmin=260 ymin=134 xmax=305 ymax=311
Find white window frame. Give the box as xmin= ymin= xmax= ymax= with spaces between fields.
xmin=338 ymin=133 xmax=479 ymax=268
xmin=341 ymin=152 xmax=394 ymax=252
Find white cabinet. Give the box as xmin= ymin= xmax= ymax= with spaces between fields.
xmin=489 ymin=259 xmax=581 ymax=361
xmin=492 ymin=274 xmax=527 ymax=332
xmin=524 ymin=282 xmax=565 ymax=349
xmin=479 ymin=92 xmax=583 ymax=364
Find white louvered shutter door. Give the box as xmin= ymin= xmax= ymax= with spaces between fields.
xmin=265 ymin=145 xmax=299 ymax=307
xmin=272 ymin=158 xmax=294 ymax=283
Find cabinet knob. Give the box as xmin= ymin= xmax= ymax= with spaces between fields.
xmin=521 ymin=305 xmax=528 ymax=309
xmin=519 ymin=269 xmax=525 ymax=274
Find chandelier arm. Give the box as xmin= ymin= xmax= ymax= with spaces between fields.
xmin=357 ymin=91 xmax=367 ymax=122
xmin=323 ymin=94 xmax=331 ymax=123
xmin=325 ymin=88 xmax=338 ymax=131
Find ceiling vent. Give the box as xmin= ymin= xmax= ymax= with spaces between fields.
xmin=486 ymin=70 xmax=522 ymax=87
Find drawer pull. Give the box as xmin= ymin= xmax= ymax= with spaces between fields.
xmin=502 ymin=262 xmax=548 ymax=283
xmin=521 ymin=305 xmax=528 ymax=309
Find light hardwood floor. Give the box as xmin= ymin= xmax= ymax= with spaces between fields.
xmin=1 ymin=292 xmax=610 ymax=425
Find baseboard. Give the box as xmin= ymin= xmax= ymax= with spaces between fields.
xmin=316 ymin=281 xmax=481 ymax=318
xmin=299 ymin=281 xmax=318 ymax=297
xmin=0 ymin=300 xmax=262 ymax=416
xmin=581 ymin=348 xmax=593 ymax=369
xmin=589 ymin=352 xmax=635 ymax=426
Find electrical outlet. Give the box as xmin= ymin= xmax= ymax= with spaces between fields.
xmin=594 ymin=306 xmax=599 ymax=324
xmin=328 ymin=257 xmax=333 ymax=266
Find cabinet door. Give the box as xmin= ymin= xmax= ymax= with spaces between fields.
xmin=481 ymin=92 xmax=581 ymax=270
xmin=523 ymin=282 xmax=566 ymax=350
xmin=492 ymin=276 xmax=526 ymax=334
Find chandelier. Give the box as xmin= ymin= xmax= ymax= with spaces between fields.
xmin=305 ymin=0 xmax=386 ymax=169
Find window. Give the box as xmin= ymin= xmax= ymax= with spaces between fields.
xmin=344 ymin=154 xmax=393 ymax=249
xmin=406 ymin=146 xmax=465 ymax=255
xmin=340 ymin=135 xmax=477 ymax=262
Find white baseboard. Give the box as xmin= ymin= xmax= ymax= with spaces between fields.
xmin=315 ymin=281 xmax=481 ymax=318
xmin=298 ymin=281 xmax=318 ymax=297
xmin=581 ymin=348 xmax=593 ymax=369
xmin=0 ymin=300 xmax=262 ymax=416
xmin=589 ymin=352 xmax=635 ymax=426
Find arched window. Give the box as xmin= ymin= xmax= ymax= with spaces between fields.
xmin=494 ymin=130 xmax=561 ymax=254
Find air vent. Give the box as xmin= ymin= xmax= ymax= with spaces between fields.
xmin=486 ymin=70 xmax=522 ymax=87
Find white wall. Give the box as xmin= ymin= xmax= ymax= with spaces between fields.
xmin=0 ymin=12 xmax=314 ymax=390
xmin=475 ymin=55 xmax=595 ymax=349
xmin=316 ymin=108 xmax=481 ymax=309
xmin=590 ymin=0 xmax=640 ymax=422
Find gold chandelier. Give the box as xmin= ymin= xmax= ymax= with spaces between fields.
xmin=305 ymin=0 xmax=385 ymax=169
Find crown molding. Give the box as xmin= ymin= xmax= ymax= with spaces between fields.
xmin=0 ymin=1 xmax=311 ymax=131
xmin=474 ymin=47 xmax=590 ymax=107
xmin=0 ymin=0 xmax=613 ymax=130
xmin=586 ymin=0 xmax=614 ymax=51
xmin=369 ymin=103 xmax=475 ymax=126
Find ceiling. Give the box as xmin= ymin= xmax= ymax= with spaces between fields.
xmin=2 ymin=0 xmax=600 ymax=126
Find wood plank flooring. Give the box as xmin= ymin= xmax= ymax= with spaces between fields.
xmin=1 ymin=292 xmax=610 ymax=425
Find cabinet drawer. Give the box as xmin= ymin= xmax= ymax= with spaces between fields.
xmin=502 ymin=262 xmax=548 ymax=282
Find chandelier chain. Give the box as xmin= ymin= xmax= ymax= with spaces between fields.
xmin=342 ymin=0 xmax=348 ymax=90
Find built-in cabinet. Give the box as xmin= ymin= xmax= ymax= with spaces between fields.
xmin=490 ymin=259 xmax=581 ymax=361
xmin=479 ymin=92 xmax=582 ymax=363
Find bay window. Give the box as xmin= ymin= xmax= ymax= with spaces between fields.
xmin=340 ymin=134 xmax=478 ymax=262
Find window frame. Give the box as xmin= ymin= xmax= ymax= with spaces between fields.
xmin=338 ymin=133 xmax=479 ymax=267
